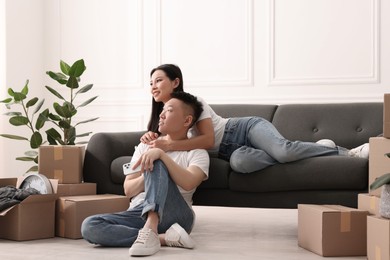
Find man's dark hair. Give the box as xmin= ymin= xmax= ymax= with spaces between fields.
xmin=170 ymin=91 xmax=203 ymax=128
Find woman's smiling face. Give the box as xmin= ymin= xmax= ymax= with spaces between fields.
xmin=150 ymin=70 xmax=179 ymax=103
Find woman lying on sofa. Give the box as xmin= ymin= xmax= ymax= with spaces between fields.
xmin=140 ymin=64 xmax=369 ymax=173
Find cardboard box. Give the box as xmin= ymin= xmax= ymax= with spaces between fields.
xmin=369 ymin=137 xmax=390 ymax=197
xmin=39 ymin=145 xmax=85 ymax=184
xmin=384 ymin=94 xmax=390 ymax=138
xmin=358 ymin=193 xmax=381 ymax=216
xmin=56 ymin=183 xmax=96 ymax=197
xmin=298 ymin=204 xmax=368 ymax=257
xmin=0 ymin=178 xmax=58 ymax=241
xmin=367 ymin=215 xmax=390 ymax=260
xmin=56 ymin=194 xmax=129 ymax=239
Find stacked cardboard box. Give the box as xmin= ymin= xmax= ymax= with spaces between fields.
xmin=38 ymin=145 xmax=130 ymax=239
xmin=363 ymin=93 xmax=390 ymax=259
xmin=56 ymin=194 xmax=129 ymax=239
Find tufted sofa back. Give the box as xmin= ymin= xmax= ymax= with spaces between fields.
xmin=211 ymin=102 xmax=383 ymax=149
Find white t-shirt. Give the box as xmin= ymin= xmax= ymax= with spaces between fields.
xmin=187 ymin=97 xmax=229 ymax=151
xmin=126 ymin=141 xmax=209 ymax=209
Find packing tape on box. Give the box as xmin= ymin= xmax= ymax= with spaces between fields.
xmin=54 ymin=170 xmax=63 ymax=182
xmin=376 ymin=245 xmax=381 ymax=260
xmin=340 ymin=211 xmax=351 ymax=232
xmin=54 ymin=146 xmax=63 ymax=160
xmin=370 ymin=197 xmax=377 ymax=210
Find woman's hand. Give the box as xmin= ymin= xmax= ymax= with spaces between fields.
xmin=140 ymin=131 xmax=159 ymax=144
xmin=148 ymin=139 xmax=171 ymax=152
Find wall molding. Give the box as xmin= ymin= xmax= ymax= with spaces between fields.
xmin=268 ymin=0 xmax=380 ymax=86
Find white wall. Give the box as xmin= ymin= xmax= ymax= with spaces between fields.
xmin=1 ymin=0 xmax=390 ymax=177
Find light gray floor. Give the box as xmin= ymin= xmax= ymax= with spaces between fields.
xmin=0 ymin=206 xmax=366 ymax=260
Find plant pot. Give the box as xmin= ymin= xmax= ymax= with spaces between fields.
xmin=380 ymin=184 xmax=390 ymax=218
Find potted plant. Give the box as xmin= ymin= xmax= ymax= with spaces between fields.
xmin=369 ymin=153 xmax=390 ymax=218
xmin=45 ymin=59 xmax=98 ymax=145
xmin=0 ymin=80 xmax=49 ymax=172
xmin=0 ymin=59 xmax=98 ymax=175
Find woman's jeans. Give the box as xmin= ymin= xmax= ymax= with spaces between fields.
xmin=219 ymin=117 xmax=345 ymax=173
xmin=81 ymin=160 xmax=194 ymax=247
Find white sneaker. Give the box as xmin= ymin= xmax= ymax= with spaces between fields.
xmin=165 ymin=223 xmax=195 ymax=249
xmin=348 ymin=143 xmax=369 ymax=159
xmin=316 ymin=139 xmax=336 ymax=148
xmin=129 ymin=228 xmax=161 ymax=256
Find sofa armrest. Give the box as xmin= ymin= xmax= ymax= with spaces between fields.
xmin=83 ymin=131 xmax=144 ymax=194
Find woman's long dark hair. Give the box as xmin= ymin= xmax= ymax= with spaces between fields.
xmin=147 ymin=64 xmax=184 ymax=133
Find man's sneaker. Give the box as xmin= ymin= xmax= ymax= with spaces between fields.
xmin=165 ymin=223 xmax=195 ymax=249
xmin=129 ymin=228 xmax=161 ymax=256
xmin=348 ymin=143 xmax=369 ymax=159
xmin=316 ymin=139 xmax=336 ymax=148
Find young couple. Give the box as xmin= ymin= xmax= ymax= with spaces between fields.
xmin=81 ymin=64 xmax=369 ymax=257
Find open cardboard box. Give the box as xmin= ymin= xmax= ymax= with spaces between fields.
xmin=0 ymin=177 xmax=58 ymax=241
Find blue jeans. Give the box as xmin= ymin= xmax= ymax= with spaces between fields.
xmin=219 ymin=117 xmax=343 ymax=173
xmin=81 ymin=160 xmax=195 ymax=247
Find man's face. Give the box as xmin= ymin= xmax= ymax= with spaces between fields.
xmin=158 ymin=98 xmax=191 ymax=135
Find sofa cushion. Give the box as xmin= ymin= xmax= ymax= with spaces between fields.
xmin=111 ymin=156 xmax=131 ymax=184
xmin=228 ymin=156 xmax=367 ymax=192
xmin=272 ymin=103 xmax=383 ymax=149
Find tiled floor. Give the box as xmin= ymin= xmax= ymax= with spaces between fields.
xmin=0 ymin=206 xmax=366 ymax=260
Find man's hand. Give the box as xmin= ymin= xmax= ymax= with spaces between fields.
xmin=140 ymin=131 xmax=159 ymax=144
xmin=132 ymin=148 xmax=164 ymax=173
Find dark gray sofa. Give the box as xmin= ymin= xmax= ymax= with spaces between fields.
xmin=83 ymin=102 xmax=383 ymax=208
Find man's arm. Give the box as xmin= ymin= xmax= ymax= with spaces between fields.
xmin=123 ymin=172 xmax=144 ymax=198
xmin=133 ymin=148 xmax=207 ymax=191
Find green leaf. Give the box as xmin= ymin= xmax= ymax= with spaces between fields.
xmin=45 ymin=86 xmax=65 ymax=100
xmin=8 ymin=88 xmax=15 ymax=97
xmin=0 ymin=134 xmax=28 ymax=141
xmin=36 ymin=109 xmax=49 ymax=130
xmin=370 ymin=172 xmax=390 ymax=190
xmin=0 ymin=98 xmax=12 ymax=103
xmin=75 ymin=117 xmax=99 ymax=126
xmin=4 ymin=112 xmax=21 ymax=117
xmin=48 ymin=113 xmax=61 ymax=121
xmin=76 ymin=132 xmax=92 ymax=137
xmin=66 ymin=76 xmax=79 ymax=89
xmin=16 ymin=156 xmax=36 ymax=161
xmin=30 ymin=132 xmax=43 ymax=149
xmin=59 ymin=119 xmax=71 ymax=129
xmin=9 ymin=116 xmax=29 ymax=126
xmin=53 ymin=102 xmax=75 ymax=118
xmin=21 ymin=80 xmax=29 ymax=95
xmin=33 ymin=99 xmax=45 ymax=114
xmin=26 ymin=165 xmax=38 ymax=173
xmin=46 ymin=128 xmax=64 ymax=145
xmin=60 ymin=60 xmax=71 ymax=75
xmin=76 ymin=84 xmax=93 ymax=94
xmin=24 ymin=150 xmax=38 ymax=156
xmin=68 ymin=59 xmax=86 ymax=77
xmin=47 ymin=71 xmax=68 ymax=85
xmin=26 ymin=97 xmax=38 ymax=108
xmin=65 ymin=126 xmax=76 ymax=145
xmin=13 ymin=92 xmax=26 ymax=102
xmin=78 ymin=96 xmax=98 ymax=108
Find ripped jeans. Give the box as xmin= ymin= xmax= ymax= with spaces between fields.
xmin=218 ymin=117 xmax=346 ymax=173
